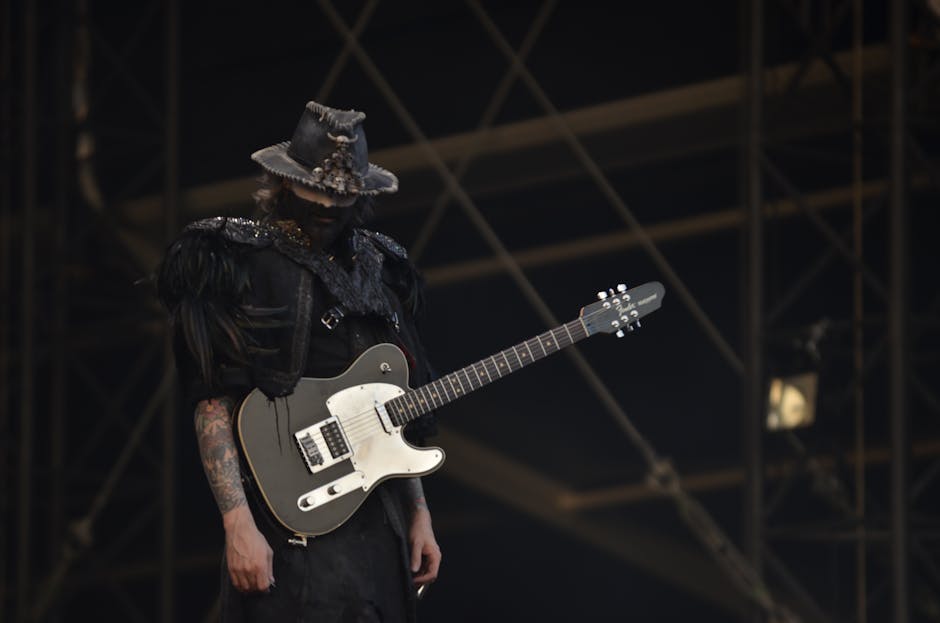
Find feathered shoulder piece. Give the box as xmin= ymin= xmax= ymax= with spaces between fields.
xmin=358 ymin=229 xmax=426 ymax=317
xmin=156 ymin=217 xmax=275 ymax=387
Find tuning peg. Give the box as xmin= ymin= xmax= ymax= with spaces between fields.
xmin=616 ymin=284 xmax=627 ymax=293
xmin=635 ymin=320 xmax=641 ymax=329
xmin=615 ymin=329 xmax=625 ymax=338
xmin=596 ymin=291 xmax=608 ymax=300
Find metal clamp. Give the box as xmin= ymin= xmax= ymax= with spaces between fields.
xmin=321 ymin=306 xmax=346 ymax=330
xmin=287 ymin=535 xmax=308 ymax=547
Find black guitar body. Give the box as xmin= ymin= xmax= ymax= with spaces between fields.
xmin=237 ymin=343 xmax=445 ymax=537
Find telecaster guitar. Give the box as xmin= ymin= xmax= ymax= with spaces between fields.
xmin=237 ymin=281 xmax=665 ymax=537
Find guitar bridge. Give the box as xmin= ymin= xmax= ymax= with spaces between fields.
xmin=293 ymin=417 xmax=351 ymax=474
xmin=294 ymin=432 xmax=323 ymax=473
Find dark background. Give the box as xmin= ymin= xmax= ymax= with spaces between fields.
xmin=2 ymin=1 xmax=939 ymax=621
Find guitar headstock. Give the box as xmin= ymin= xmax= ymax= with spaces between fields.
xmin=580 ymin=281 xmax=665 ymax=337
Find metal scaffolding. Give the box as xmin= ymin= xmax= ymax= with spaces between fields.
xmin=4 ymin=0 xmax=183 ymax=620
xmin=740 ymin=1 xmax=935 ymax=621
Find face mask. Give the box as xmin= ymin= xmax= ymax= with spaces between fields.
xmin=280 ymin=190 xmax=354 ymax=250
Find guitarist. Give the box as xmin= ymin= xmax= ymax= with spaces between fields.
xmin=157 ymin=101 xmax=441 ymax=622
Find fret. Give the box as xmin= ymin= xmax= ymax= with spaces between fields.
xmin=398 ymin=399 xmax=412 ymax=424
xmin=445 ymin=375 xmax=459 ymax=399
xmin=395 ymin=395 xmax=409 ymax=421
xmin=563 ymin=322 xmax=574 ymax=345
xmin=417 ymin=386 xmax=430 ymax=410
xmin=543 ymin=330 xmax=556 ymax=351
xmin=465 ymin=367 xmax=477 ymax=389
xmin=416 ymin=387 xmax=432 ymax=413
xmin=386 ymin=400 xmax=401 ymax=425
xmin=471 ymin=363 xmax=484 ymax=385
xmin=536 ymin=334 xmax=548 ymax=356
xmin=549 ymin=327 xmax=561 ymax=348
xmin=510 ymin=345 xmax=523 ymax=369
xmin=523 ymin=340 xmax=535 ymax=361
xmin=432 ymin=383 xmax=445 ymax=408
xmin=441 ymin=378 xmax=454 ymax=402
xmin=501 ymin=351 xmax=513 ymax=373
xmin=490 ymin=355 xmax=503 ymax=378
xmin=573 ymin=320 xmax=585 ymax=339
xmin=415 ymin=392 xmax=427 ymax=417
xmin=397 ymin=400 xmax=410 ymax=424
xmin=452 ymin=372 xmax=466 ymax=395
xmin=431 ymin=380 xmax=446 ymax=404
xmin=404 ymin=393 xmax=419 ymax=418
xmin=390 ymin=398 xmax=405 ymax=422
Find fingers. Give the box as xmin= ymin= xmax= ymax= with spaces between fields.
xmin=232 ymin=569 xmax=273 ymax=593
xmin=259 ymin=548 xmax=275 ymax=592
xmin=230 ymin=567 xmax=251 ymax=593
xmin=411 ymin=538 xmax=423 ymax=573
xmin=229 ymin=555 xmax=275 ymax=593
xmin=412 ymin=544 xmax=442 ymax=585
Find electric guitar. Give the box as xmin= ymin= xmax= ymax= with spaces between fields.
xmin=237 ymin=281 xmax=665 ymax=538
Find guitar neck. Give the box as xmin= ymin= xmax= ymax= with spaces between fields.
xmin=384 ymin=317 xmax=589 ymax=426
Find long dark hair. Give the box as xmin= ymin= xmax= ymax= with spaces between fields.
xmin=252 ymin=172 xmax=375 ymax=226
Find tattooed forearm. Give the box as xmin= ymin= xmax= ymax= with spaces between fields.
xmin=194 ymin=397 xmax=247 ymax=515
xmin=403 ymin=477 xmax=428 ymax=513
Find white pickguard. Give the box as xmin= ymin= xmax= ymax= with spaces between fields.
xmin=293 ymin=382 xmax=443 ymax=511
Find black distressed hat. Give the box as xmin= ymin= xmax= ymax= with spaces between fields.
xmin=250 ymin=101 xmax=398 ymax=196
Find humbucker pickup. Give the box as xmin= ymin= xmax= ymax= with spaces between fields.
xmin=293 ymin=417 xmax=351 ymax=474
xmin=321 ymin=420 xmax=350 ymax=458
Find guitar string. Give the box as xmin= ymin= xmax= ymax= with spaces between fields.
xmin=328 ymin=318 xmax=598 ymax=444
xmin=302 ymin=299 xmax=638 ymax=448
xmin=335 ymin=321 xmax=590 ymax=440
xmin=331 ymin=352 xmax=547 ymax=443
xmin=323 ymin=303 xmax=635 ymax=443
xmin=294 ymin=300 xmax=641 ymax=465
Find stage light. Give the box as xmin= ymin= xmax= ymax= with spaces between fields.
xmin=766 ymin=372 xmax=818 ymax=431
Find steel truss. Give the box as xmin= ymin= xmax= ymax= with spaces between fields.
xmin=743 ymin=1 xmax=938 ymax=622
xmin=3 ymin=0 xmax=182 ymax=621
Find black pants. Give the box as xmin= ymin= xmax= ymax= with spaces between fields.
xmin=220 ymin=490 xmax=413 ymax=623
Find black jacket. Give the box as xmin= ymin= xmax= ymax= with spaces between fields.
xmin=156 ymin=216 xmax=437 ymax=442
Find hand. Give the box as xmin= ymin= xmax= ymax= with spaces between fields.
xmin=409 ymin=506 xmax=441 ymax=587
xmin=223 ymin=506 xmax=274 ymax=593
